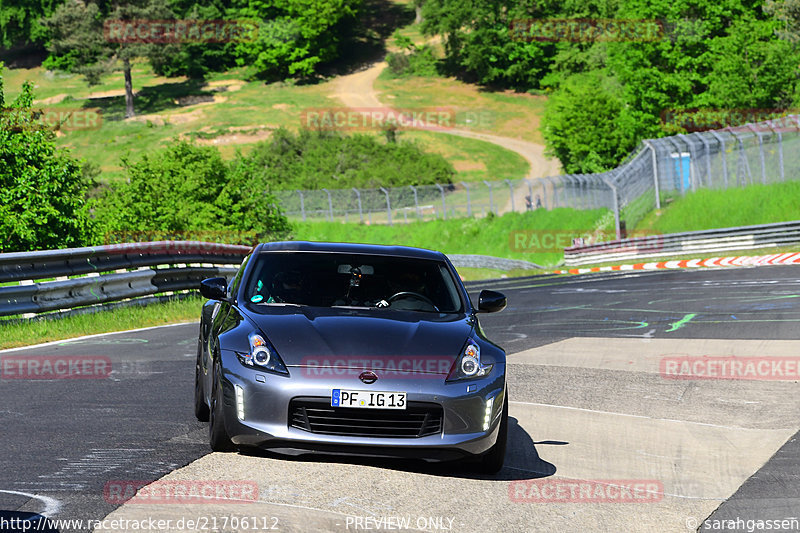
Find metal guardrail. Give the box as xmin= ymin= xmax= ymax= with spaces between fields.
xmin=564 ymin=220 xmax=800 ymax=266
xmin=0 ymin=241 xmax=543 ymax=318
xmin=0 ymin=241 xmax=250 ymax=318
xmin=448 ymin=254 xmax=543 ymax=271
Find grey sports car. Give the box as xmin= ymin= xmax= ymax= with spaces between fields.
xmin=195 ymin=241 xmax=508 ymax=472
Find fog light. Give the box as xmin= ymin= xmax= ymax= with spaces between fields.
xmin=235 ymin=384 xmax=245 ymax=421
xmin=483 ymin=397 xmax=495 ymax=431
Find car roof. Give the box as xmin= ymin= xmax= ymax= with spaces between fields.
xmin=255 ymin=241 xmax=447 ymax=261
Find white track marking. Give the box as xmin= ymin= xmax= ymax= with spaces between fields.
xmin=0 ymin=322 xmax=197 ymax=353
xmin=0 ymin=489 xmax=62 ymax=517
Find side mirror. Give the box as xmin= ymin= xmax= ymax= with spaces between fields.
xmin=200 ymin=277 xmax=228 ymax=301
xmin=477 ymin=289 xmax=506 ymax=313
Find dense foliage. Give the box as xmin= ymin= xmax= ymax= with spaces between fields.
xmin=9 ymin=0 xmax=363 ymax=83
xmin=0 ymin=66 xmax=90 ymax=252
xmin=93 ymin=141 xmax=291 ymax=243
xmin=420 ymin=0 xmax=800 ymax=173
xmin=237 ymin=127 xmax=454 ymax=190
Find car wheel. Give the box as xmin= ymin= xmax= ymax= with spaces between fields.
xmin=475 ymin=394 xmax=508 ymax=474
xmin=194 ymin=347 xmax=210 ymax=422
xmin=209 ymin=358 xmax=236 ymax=452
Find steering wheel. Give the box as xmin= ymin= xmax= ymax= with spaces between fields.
xmin=386 ymin=291 xmax=439 ymax=311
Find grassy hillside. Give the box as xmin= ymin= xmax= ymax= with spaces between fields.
xmin=638 ymin=181 xmax=800 ymax=234
xmin=292 ymin=207 xmax=610 ymax=266
xmin=3 ymin=62 xmax=532 ymax=184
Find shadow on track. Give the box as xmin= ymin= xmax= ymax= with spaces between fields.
xmin=234 ymin=416 xmax=558 ymax=482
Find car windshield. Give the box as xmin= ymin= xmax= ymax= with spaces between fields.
xmin=243 ymin=252 xmax=463 ymax=313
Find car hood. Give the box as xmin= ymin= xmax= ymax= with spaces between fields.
xmin=242 ymin=305 xmax=473 ymax=371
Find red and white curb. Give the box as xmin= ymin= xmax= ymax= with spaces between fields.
xmin=553 ymin=252 xmax=800 ymax=275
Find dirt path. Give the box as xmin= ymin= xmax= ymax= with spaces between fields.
xmin=329 ymin=61 xmax=562 ymax=213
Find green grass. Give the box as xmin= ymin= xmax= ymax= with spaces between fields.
xmin=637 ymin=181 xmax=800 ymax=234
xmin=0 ymin=296 xmax=203 ymax=350
xmin=18 ymin=65 xmax=339 ymax=181
xmin=376 ymin=74 xmax=548 ymax=145
xmin=399 ymin=130 xmax=529 ymax=181
xmin=4 ymin=58 xmax=541 ymax=184
xmin=291 ymin=207 xmax=610 ymax=266
xmin=454 ymin=267 xmax=541 ymax=280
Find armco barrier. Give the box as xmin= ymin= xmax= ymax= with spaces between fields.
xmin=0 ymin=242 xmax=542 ymax=318
xmin=0 ymin=241 xmax=250 ymax=318
xmin=564 ymin=220 xmax=800 ymax=266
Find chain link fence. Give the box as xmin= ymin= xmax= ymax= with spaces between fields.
xmin=274 ymin=115 xmax=800 ymax=236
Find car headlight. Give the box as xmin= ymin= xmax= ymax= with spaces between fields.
xmin=447 ymin=338 xmax=492 ymax=381
xmin=237 ymin=333 xmax=289 ymax=375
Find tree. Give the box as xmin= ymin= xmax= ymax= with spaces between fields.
xmin=0 ymin=0 xmax=62 ymax=48
xmin=420 ymin=0 xmax=557 ymax=88
xmin=44 ymin=0 xmax=178 ymax=118
xmin=543 ymin=71 xmax=643 ymax=173
xmin=0 ymin=64 xmax=90 ymax=252
xmin=93 ymin=141 xmax=290 ymax=242
xmin=231 ymin=0 xmax=363 ymax=81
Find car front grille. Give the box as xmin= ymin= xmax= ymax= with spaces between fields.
xmin=289 ymin=397 xmax=443 ymax=438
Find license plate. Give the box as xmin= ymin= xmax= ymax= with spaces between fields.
xmin=331 ymin=389 xmax=406 ymax=409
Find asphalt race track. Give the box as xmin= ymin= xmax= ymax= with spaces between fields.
xmin=2 ymin=266 xmax=799 ymax=532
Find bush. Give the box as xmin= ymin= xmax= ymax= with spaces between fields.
xmin=386 ymin=45 xmax=440 ymax=77
xmin=0 ymin=72 xmax=90 ymax=252
xmin=92 ymin=141 xmax=290 ymax=244
xmin=237 ymin=127 xmax=454 ymax=191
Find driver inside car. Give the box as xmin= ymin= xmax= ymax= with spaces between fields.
xmin=267 ymin=271 xmax=306 ymax=304
xmin=377 ymin=270 xmax=435 ymax=311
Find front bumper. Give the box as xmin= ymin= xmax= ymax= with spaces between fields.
xmin=217 ymin=350 xmax=506 ymax=461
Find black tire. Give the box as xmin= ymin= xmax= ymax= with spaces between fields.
xmin=194 ymin=346 xmax=210 ymax=422
xmin=209 ymin=359 xmax=236 ymax=452
xmin=476 ymin=394 xmax=508 ymax=474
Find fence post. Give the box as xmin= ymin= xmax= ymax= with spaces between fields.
xmin=322 ymin=188 xmax=333 ymax=221
xmin=352 ymin=188 xmax=363 ymax=223
xmin=409 ymin=185 xmax=420 ymax=219
xmin=692 ymin=132 xmax=712 ymax=189
xmin=602 ymin=176 xmax=621 ymax=240
xmin=709 ymin=131 xmax=728 ymax=189
xmin=545 ymin=177 xmax=558 ymax=208
xmin=459 ymin=181 xmax=472 ymax=217
xmin=482 ymin=180 xmax=494 ymax=214
xmin=643 ymin=141 xmax=660 ymax=209
xmin=676 ymin=134 xmax=698 ymax=192
xmin=435 ymin=183 xmax=446 ymax=220
xmin=767 ymin=120 xmax=784 ymax=182
xmin=379 ymin=187 xmax=392 ymax=225
xmin=746 ymin=124 xmax=767 ymax=184
xmin=564 ymin=175 xmax=578 ymax=208
xmin=727 ymin=129 xmax=752 ymax=186
xmin=503 ymin=179 xmax=515 ymax=212
xmin=297 ymin=190 xmax=306 ymax=221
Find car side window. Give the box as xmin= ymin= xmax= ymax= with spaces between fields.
xmin=228 ymin=253 xmax=251 ymax=300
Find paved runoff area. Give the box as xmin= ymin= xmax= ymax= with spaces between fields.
xmin=3 ymin=266 xmax=800 ymax=532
